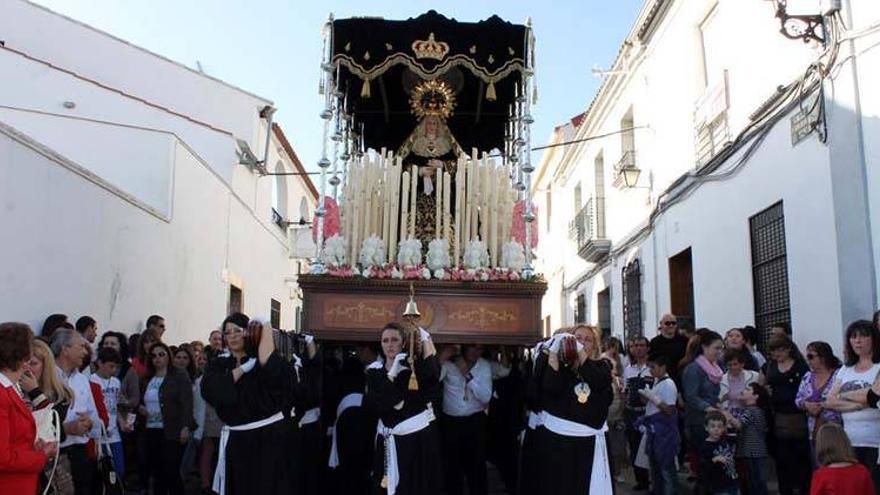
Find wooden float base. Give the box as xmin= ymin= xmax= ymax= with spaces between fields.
xmin=299 ymin=275 xmax=547 ymax=345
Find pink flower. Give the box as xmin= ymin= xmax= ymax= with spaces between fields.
xmin=312 ymin=196 xmax=341 ymax=242
xmin=512 ymin=200 xmax=539 ymax=249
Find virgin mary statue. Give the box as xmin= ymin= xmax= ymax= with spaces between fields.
xmin=397 ymin=79 xmax=464 ymax=246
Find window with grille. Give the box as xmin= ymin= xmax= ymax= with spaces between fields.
xmin=622 ymin=259 xmax=643 ymax=341
xmin=750 ymin=202 xmax=791 ymax=349
xmin=271 ymin=299 xmax=281 ymax=329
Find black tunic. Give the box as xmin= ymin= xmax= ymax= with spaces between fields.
xmin=519 ymin=351 xmax=549 ymax=495
xmin=363 ymin=354 xmax=443 ymax=495
xmin=201 ymin=352 xmax=301 ymax=495
xmin=538 ymin=358 xmax=614 ymax=495
xmin=295 ymin=352 xmax=324 ymax=495
xmin=332 ymin=357 xmax=375 ymax=495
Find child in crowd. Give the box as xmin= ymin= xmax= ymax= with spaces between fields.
xmin=90 ymin=347 xmax=128 ymax=477
xmin=719 ymin=349 xmax=760 ymax=413
xmin=811 ymin=423 xmax=876 ymax=495
xmin=722 ymin=383 xmax=770 ymax=495
xmin=699 ymin=410 xmax=739 ymax=495
xmin=636 ymin=354 xmax=680 ymax=495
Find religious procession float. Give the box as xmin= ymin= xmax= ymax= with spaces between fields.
xmin=300 ymin=11 xmax=545 ymax=345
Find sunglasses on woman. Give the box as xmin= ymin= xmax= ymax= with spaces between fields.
xmin=151 ymin=351 xmax=167 ymax=358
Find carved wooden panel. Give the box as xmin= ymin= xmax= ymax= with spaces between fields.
xmin=299 ymin=276 xmax=546 ymax=344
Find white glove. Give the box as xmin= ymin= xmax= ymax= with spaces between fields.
xmin=419 ymin=327 xmax=431 ymax=342
xmin=304 ymin=334 xmax=315 ymax=346
xmin=239 ymin=357 xmax=257 ymax=373
xmin=547 ymin=334 xmax=569 ymax=354
xmin=548 ymin=334 xmax=584 ymax=354
xmin=387 ymin=352 xmax=409 ymax=379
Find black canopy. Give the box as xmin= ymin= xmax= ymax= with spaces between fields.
xmin=331 ymin=11 xmax=530 ymax=154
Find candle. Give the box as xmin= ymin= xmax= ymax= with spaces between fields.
xmin=443 ymin=171 xmax=451 ymax=245
xmin=463 ymin=159 xmax=471 ymax=249
xmin=489 ymin=161 xmax=498 ymax=267
xmin=409 ymin=165 xmax=417 ymax=238
xmin=350 ymin=163 xmax=361 ymax=264
xmin=400 ymin=169 xmax=410 ymax=244
xmin=389 ymin=157 xmax=400 ymax=262
xmin=480 ymin=155 xmax=490 ymax=245
xmin=454 ymin=158 xmax=463 ymax=268
xmin=382 ymin=159 xmax=390 ymax=261
xmin=435 ymin=167 xmax=442 ymax=239
xmin=471 ymin=152 xmax=480 ymax=241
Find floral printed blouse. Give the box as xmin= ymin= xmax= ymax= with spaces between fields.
xmin=795 ymin=368 xmax=842 ymax=439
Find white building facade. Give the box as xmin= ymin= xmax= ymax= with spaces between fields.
xmin=534 ymin=0 xmax=880 ymax=352
xmin=0 ymin=1 xmax=318 ymax=342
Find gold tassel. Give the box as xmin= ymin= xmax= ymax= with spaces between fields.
xmin=361 ymin=79 xmax=371 ymax=98
xmin=486 ymin=81 xmax=497 ymax=101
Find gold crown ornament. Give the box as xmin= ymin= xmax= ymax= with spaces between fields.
xmin=409 ymin=79 xmax=456 ymax=120
xmin=411 ymin=33 xmax=449 ymax=61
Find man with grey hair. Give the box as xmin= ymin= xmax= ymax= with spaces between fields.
xmin=52 ymin=328 xmax=101 ymax=495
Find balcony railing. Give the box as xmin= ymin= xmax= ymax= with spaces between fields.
xmin=272 ymin=207 xmax=285 ymax=229
xmin=568 ymin=197 xmax=611 ymax=262
xmin=612 ymin=150 xmax=638 ymax=188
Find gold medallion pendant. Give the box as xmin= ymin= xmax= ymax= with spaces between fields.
xmin=574 ymin=382 xmax=591 ymax=404
xmin=381 ymin=475 xmax=389 ymax=489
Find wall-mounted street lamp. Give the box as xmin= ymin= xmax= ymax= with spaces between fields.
xmin=772 ymin=0 xmax=827 ymax=44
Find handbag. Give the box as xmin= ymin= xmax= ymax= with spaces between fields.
xmin=48 ymin=452 xmax=74 ymax=495
xmin=96 ymin=423 xmax=124 ymax=495
xmin=774 ymin=412 xmax=808 ymax=440
xmin=32 ymin=406 xmax=64 ymax=495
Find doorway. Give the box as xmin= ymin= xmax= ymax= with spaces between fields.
xmin=669 ymin=248 xmax=695 ymax=330
xmin=597 ymin=287 xmax=611 ymax=339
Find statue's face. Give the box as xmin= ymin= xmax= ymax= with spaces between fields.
xmin=425 ymin=118 xmax=438 ymax=135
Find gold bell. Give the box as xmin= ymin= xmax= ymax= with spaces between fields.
xmin=403 ymin=283 xmax=421 ymax=318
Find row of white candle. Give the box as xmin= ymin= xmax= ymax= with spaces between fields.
xmin=339 ymin=152 xmax=517 ymax=268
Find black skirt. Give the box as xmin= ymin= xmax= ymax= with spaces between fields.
xmin=372 ymin=422 xmax=443 ymax=495
xmin=519 ymin=425 xmax=545 ymax=495
xmin=224 ymin=419 xmax=301 ymax=495
xmin=536 ymin=429 xmax=613 ymax=495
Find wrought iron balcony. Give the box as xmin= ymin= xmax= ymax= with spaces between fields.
xmin=568 ymin=197 xmax=611 ymax=263
xmin=272 ymin=207 xmax=285 ymax=229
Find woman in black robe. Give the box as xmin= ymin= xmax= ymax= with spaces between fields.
xmin=363 ymin=322 xmax=443 ymax=495
xmin=328 ymin=354 xmax=376 ymax=495
xmin=538 ymin=326 xmax=614 ymax=495
xmin=201 ymin=313 xmax=301 ymax=495
xmin=519 ymin=340 xmax=550 ymax=495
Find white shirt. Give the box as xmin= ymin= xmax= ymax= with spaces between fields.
xmin=193 ymin=376 xmax=206 ymax=441
xmin=144 ymin=376 xmax=165 ymax=429
xmin=836 ymin=363 xmax=880 ymax=448
xmin=57 ymin=366 xmax=101 ymax=448
xmin=441 ymin=358 xmax=492 ymax=417
xmin=644 ymin=375 xmax=678 ymax=416
xmin=89 ymin=374 xmax=121 ymax=443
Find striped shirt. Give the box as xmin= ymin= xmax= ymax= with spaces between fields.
xmin=735 ymin=405 xmax=768 ymax=458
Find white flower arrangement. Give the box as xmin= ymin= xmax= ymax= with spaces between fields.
xmin=321 ymin=235 xmax=347 ymax=267
xmin=500 ymin=241 xmax=526 ymax=271
xmin=391 ymin=267 xmax=404 ymax=279
xmin=433 ymin=268 xmax=448 ymax=280
xmin=420 ymin=267 xmax=432 ymax=280
xmin=397 ymin=238 xmax=423 ymax=268
xmin=359 ymin=235 xmax=386 ymax=268
xmin=426 ymin=238 xmax=451 ymax=271
xmin=462 ymin=240 xmax=490 ymax=269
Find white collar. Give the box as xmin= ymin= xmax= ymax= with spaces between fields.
xmin=0 ymin=372 xmax=14 ymax=388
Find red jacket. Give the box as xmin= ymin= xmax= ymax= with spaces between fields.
xmin=811 ymin=463 xmax=876 ymax=495
xmin=0 ymin=379 xmax=48 ymax=495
